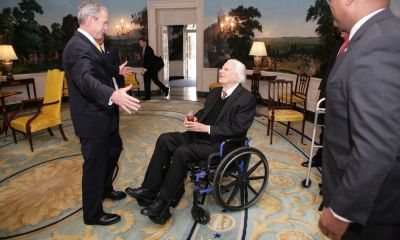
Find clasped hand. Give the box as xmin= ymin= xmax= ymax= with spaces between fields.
xmin=183 ymin=117 xmax=208 ymax=133
xmin=111 ymin=85 xmax=140 ymax=114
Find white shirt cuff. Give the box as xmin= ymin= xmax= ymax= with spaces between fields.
xmin=108 ymin=98 xmax=113 ymax=106
xmin=330 ymin=208 xmax=352 ymax=223
xmin=208 ymin=125 xmax=211 ymax=134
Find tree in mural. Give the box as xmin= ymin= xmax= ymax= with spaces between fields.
xmin=12 ymin=0 xmax=44 ymax=59
xmin=306 ymin=0 xmax=342 ymax=77
xmin=0 ymin=8 xmax=15 ymax=43
xmin=61 ymin=14 xmax=79 ymax=43
xmin=228 ymin=6 xmax=262 ymax=67
xmin=131 ymin=7 xmax=147 ymax=37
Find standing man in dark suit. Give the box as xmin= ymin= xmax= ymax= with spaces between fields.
xmin=319 ymin=0 xmax=400 ymax=239
xmin=62 ymin=0 xmax=140 ymax=226
xmin=125 ymin=59 xmax=256 ymax=223
xmin=138 ymin=37 xmax=169 ymax=100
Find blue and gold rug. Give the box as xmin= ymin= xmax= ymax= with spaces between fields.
xmin=0 ymin=101 xmax=325 ymax=240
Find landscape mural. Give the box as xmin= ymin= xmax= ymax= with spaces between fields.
xmin=1 ymin=0 xmax=400 ymax=77
xmin=204 ymin=0 xmax=400 ymax=77
xmin=0 ymin=0 xmax=147 ymax=75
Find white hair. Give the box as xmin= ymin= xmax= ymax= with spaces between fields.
xmin=77 ymin=0 xmax=107 ymax=24
xmin=227 ymin=59 xmax=246 ymax=84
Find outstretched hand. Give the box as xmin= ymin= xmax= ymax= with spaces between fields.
xmin=111 ymin=85 xmax=140 ymax=114
xmin=119 ymin=61 xmax=133 ymax=76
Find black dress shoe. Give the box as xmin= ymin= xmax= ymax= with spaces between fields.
xmin=301 ymin=160 xmax=322 ymax=168
xmin=125 ymin=187 xmax=157 ymax=202
xmin=103 ymin=190 xmax=127 ymax=201
xmin=141 ymin=199 xmax=169 ymax=217
xmin=84 ymin=213 xmax=121 ymax=226
xmin=164 ymin=87 xmax=170 ymax=98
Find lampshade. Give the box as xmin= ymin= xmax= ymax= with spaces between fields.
xmin=249 ymin=41 xmax=267 ymax=56
xmin=0 ymin=45 xmax=18 ymax=61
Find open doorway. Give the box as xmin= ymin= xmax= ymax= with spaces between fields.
xmin=161 ymin=25 xmax=197 ymax=100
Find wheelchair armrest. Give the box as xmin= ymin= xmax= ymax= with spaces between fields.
xmin=220 ymin=136 xmax=251 ymax=156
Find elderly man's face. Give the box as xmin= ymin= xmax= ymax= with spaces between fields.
xmin=90 ymin=9 xmax=108 ymax=40
xmin=219 ymin=61 xmax=238 ymax=85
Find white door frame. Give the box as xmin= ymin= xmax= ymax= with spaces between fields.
xmin=147 ymin=0 xmax=204 ymax=88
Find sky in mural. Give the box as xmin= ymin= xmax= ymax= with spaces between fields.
xmin=204 ymin=0 xmax=400 ymax=38
xmin=0 ymin=0 xmax=147 ymax=36
xmin=2 ymin=0 xmax=400 ymax=38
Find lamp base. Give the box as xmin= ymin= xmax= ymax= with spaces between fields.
xmin=6 ymin=72 xmax=14 ymax=81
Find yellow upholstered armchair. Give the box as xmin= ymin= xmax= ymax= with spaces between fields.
xmin=9 ymin=69 xmax=67 ymax=151
xmin=124 ymin=72 xmax=140 ymax=98
xmin=266 ymin=80 xmax=305 ymax=144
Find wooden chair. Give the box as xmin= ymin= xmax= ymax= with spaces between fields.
xmin=124 ymin=72 xmax=140 ymax=98
xmin=9 ymin=69 xmax=67 ymax=151
xmin=266 ymin=80 xmax=305 ymax=144
xmin=279 ymin=74 xmax=310 ymax=110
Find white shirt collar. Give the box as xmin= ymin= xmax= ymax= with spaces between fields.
xmin=223 ymin=83 xmax=239 ymax=98
xmin=349 ymin=8 xmax=385 ymax=40
xmin=78 ymin=28 xmax=97 ymax=47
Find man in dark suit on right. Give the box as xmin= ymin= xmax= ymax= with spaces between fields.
xmin=318 ymin=0 xmax=400 ymax=239
xmin=138 ymin=37 xmax=169 ymax=100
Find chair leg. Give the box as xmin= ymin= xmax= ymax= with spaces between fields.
xmin=11 ymin=128 xmax=17 ymax=144
xmin=47 ymin=128 xmax=54 ymax=136
xmin=301 ymin=120 xmax=305 ymax=144
xmin=27 ymin=130 xmax=34 ymax=152
xmin=267 ymin=118 xmax=270 ymax=136
xmin=286 ymin=122 xmax=291 ymax=135
xmin=59 ymin=124 xmax=68 ymax=141
xmin=270 ymin=119 xmax=274 ymax=144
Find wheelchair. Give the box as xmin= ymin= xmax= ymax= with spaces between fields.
xmin=188 ymin=137 xmax=269 ymax=224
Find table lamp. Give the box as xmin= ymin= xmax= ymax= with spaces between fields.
xmin=0 ymin=45 xmax=18 ymax=80
xmin=249 ymin=41 xmax=267 ymax=73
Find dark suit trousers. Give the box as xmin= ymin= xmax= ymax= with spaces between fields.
xmin=80 ymin=129 xmax=122 ymax=221
xmin=343 ymin=223 xmax=400 ymax=240
xmin=143 ymin=70 xmax=167 ymax=100
xmin=141 ymin=132 xmax=219 ymax=202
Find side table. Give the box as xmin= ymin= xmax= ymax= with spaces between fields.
xmin=0 ymin=91 xmax=22 ymax=135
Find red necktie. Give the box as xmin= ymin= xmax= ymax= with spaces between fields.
xmin=221 ymin=90 xmax=227 ymax=100
xmin=337 ymin=37 xmax=350 ymax=58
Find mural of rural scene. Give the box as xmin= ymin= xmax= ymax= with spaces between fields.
xmin=0 ymin=0 xmax=148 ymax=75
xmin=204 ymin=0 xmax=400 ymax=77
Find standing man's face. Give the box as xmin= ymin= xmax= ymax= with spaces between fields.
xmin=328 ymin=0 xmax=349 ymax=31
xmin=90 ymin=9 xmax=108 ymax=40
xmin=138 ymin=40 xmax=146 ymax=48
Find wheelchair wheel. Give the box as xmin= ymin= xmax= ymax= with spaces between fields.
xmin=191 ymin=204 xmax=210 ymax=224
xmin=213 ymin=147 xmax=269 ymax=211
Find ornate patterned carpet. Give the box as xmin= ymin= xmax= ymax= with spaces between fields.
xmin=0 ymin=100 xmax=325 ymax=240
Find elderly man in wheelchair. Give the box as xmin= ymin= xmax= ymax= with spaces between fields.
xmin=125 ymin=59 xmax=269 ymax=224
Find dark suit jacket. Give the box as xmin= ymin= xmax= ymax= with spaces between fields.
xmin=195 ymin=85 xmax=256 ymax=142
xmin=141 ymin=44 xmax=156 ymax=71
xmin=103 ymin=41 xmax=125 ymax=88
xmin=323 ymin=9 xmax=400 ymax=225
xmin=62 ymin=31 xmax=120 ymax=138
